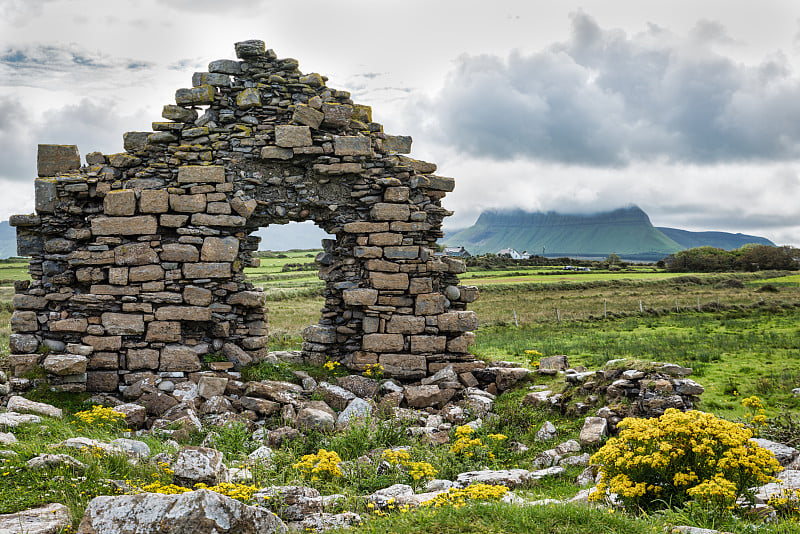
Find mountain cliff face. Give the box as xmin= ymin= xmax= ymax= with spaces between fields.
xmin=443 ymin=206 xmax=772 ymax=259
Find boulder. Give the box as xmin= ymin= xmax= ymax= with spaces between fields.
xmin=579 ymin=417 xmax=608 ymax=446
xmin=7 ymin=396 xmax=63 ymax=419
xmin=0 ymin=503 xmax=71 ymax=534
xmin=172 ymin=446 xmax=227 ymax=487
xmin=77 ymin=489 xmax=287 ymax=533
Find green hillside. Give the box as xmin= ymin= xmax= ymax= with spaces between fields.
xmin=444 ymin=206 xmax=685 ymax=258
xmin=656 ymin=227 xmax=775 ymax=250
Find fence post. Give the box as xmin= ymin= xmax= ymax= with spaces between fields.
xmin=556 ymin=308 xmax=561 ymax=322
xmin=675 ymin=298 xmax=679 ymax=312
xmin=513 ymin=309 xmax=518 ymax=327
xmin=604 ymin=299 xmax=607 ymax=319
xmin=639 ymin=299 xmax=643 ymax=313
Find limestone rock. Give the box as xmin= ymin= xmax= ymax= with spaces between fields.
xmin=0 ymin=503 xmax=72 ymax=534
xmin=7 ymin=396 xmax=63 ymax=419
xmin=77 ymin=489 xmax=287 ymax=534
xmin=295 ymin=408 xmax=335 ymax=432
xmin=173 ymin=447 xmax=227 ymax=487
xmin=0 ymin=412 xmax=42 ymax=428
xmin=579 ymin=417 xmax=608 ymax=446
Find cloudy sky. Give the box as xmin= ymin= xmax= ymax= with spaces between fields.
xmin=1 ymin=0 xmax=799 ymax=246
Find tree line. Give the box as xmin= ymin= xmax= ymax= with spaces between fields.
xmin=664 ymin=244 xmax=799 ymax=272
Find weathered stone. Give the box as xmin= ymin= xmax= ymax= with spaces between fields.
xmin=333 ymin=136 xmax=372 ymax=156
xmin=292 ymin=104 xmax=324 ymax=129
xmin=191 ymin=213 xmax=246 ymax=226
xmin=296 ymin=408 xmax=335 ymax=432
xmin=437 ymin=311 xmax=479 ymax=332
xmin=101 ymin=313 xmax=144 ymax=335
xmin=209 ymin=59 xmax=242 ymax=75
xmin=371 ymin=203 xmax=410 ymax=221
xmin=415 ymin=294 xmax=448 ymax=316
xmin=83 ymin=489 xmax=288 ymax=534
xmin=410 ymin=335 xmax=446 ymax=354
xmin=104 ymin=190 xmax=136 ymax=216
xmin=177 ymin=165 xmax=225 ymax=184
xmin=43 ymin=354 xmax=87 ymax=376
xmin=92 ymin=216 xmax=157 ymax=236
xmin=579 ymin=417 xmax=608 ymax=446
xmin=261 ymin=147 xmax=294 ymax=160
xmin=129 ymin=265 xmax=164 ymax=282
xmin=160 ymin=345 xmax=201 ymax=372
xmin=383 ymin=135 xmax=412 ymax=153
xmin=50 ymin=317 xmax=89 ymax=333
xmin=38 ymin=144 xmax=80 ymax=177
xmin=114 ymin=242 xmax=159 ymax=265
xmin=82 ymin=336 xmax=122 ymax=351
xmin=198 ymin=376 xmax=229 ymax=400
xmin=228 ymin=291 xmax=265 ymax=308
xmin=127 ymin=349 xmax=160 ymax=370
xmin=0 ymin=503 xmax=71 ymax=534
xmin=235 ymin=39 xmax=266 ymax=58
xmin=201 ymin=237 xmax=239 ymax=262
xmin=370 ymin=272 xmax=409 ymax=290
xmin=275 ymin=125 xmax=312 ymax=147
xmin=169 ymin=193 xmax=206 ymax=213
xmin=10 ymin=311 xmax=38 ymax=332
xmin=162 ymin=104 xmax=199 ymax=122
xmin=404 ymin=385 xmax=449 ymax=408
xmin=183 ymin=263 xmax=231 ymax=279
xmin=379 ymin=354 xmax=427 ymax=379
xmin=9 ymin=334 xmax=39 ymax=353
xmin=237 ymin=87 xmax=261 ymax=109
xmin=362 ymin=334 xmax=404 ymax=352
xmin=321 ymin=103 xmax=352 ymax=128
xmin=86 ymin=371 xmax=119 ymax=392
xmin=7 ymin=396 xmax=63 ymax=418
xmin=342 ymin=288 xmax=378 ymax=306
xmin=175 ymin=85 xmax=215 ymax=105
xmin=223 ymin=343 xmax=253 ymax=369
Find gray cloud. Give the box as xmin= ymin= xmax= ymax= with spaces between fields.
xmin=0 ymin=43 xmax=154 ymax=88
xmin=0 ymin=97 xmax=147 ymax=182
xmin=419 ymin=12 xmax=800 ymax=166
xmin=0 ymin=96 xmax=36 ymax=180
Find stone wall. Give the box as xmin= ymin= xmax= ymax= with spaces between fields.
xmin=8 ymin=40 xmax=478 ymax=393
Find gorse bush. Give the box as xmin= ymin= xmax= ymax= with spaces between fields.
xmin=590 ymin=409 xmax=781 ymax=513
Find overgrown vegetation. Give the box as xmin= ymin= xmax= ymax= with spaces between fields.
xmin=665 ymin=244 xmax=800 ymax=272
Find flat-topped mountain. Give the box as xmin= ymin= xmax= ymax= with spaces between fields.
xmin=443 ymin=206 xmax=774 ymax=260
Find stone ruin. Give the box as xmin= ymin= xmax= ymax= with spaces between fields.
xmin=7 ymin=39 xmax=479 ymax=396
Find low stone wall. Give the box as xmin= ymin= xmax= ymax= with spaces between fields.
xmin=8 ymin=40 xmax=478 ymax=397
xmin=525 ymin=357 xmax=705 ymax=429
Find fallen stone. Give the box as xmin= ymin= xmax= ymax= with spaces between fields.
xmin=172 ymin=446 xmax=227 ymax=487
xmin=295 ymin=408 xmax=335 ymax=432
xmin=27 ymin=453 xmax=87 ymax=471
xmin=0 ymin=503 xmax=72 ymax=534
xmin=752 ymin=438 xmax=799 ymax=466
xmin=455 ymin=467 xmax=564 ymax=489
xmin=535 ymin=421 xmax=557 ymax=441
xmin=337 ymin=398 xmax=372 ymax=427
xmin=7 ymin=396 xmax=63 ymax=419
xmin=579 ymin=417 xmax=608 ymax=446
xmin=0 ymin=412 xmax=42 ymax=428
xmin=77 ymin=489 xmax=287 ymax=533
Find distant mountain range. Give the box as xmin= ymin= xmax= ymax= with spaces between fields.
xmin=443 ymin=206 xmax=775 ymax=261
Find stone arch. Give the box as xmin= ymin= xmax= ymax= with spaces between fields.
xmin=8 ymin=40 xmax=479 ymax=393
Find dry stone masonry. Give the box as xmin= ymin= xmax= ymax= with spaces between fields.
xmin=8 ymin=40 xmax=478 ymax=397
